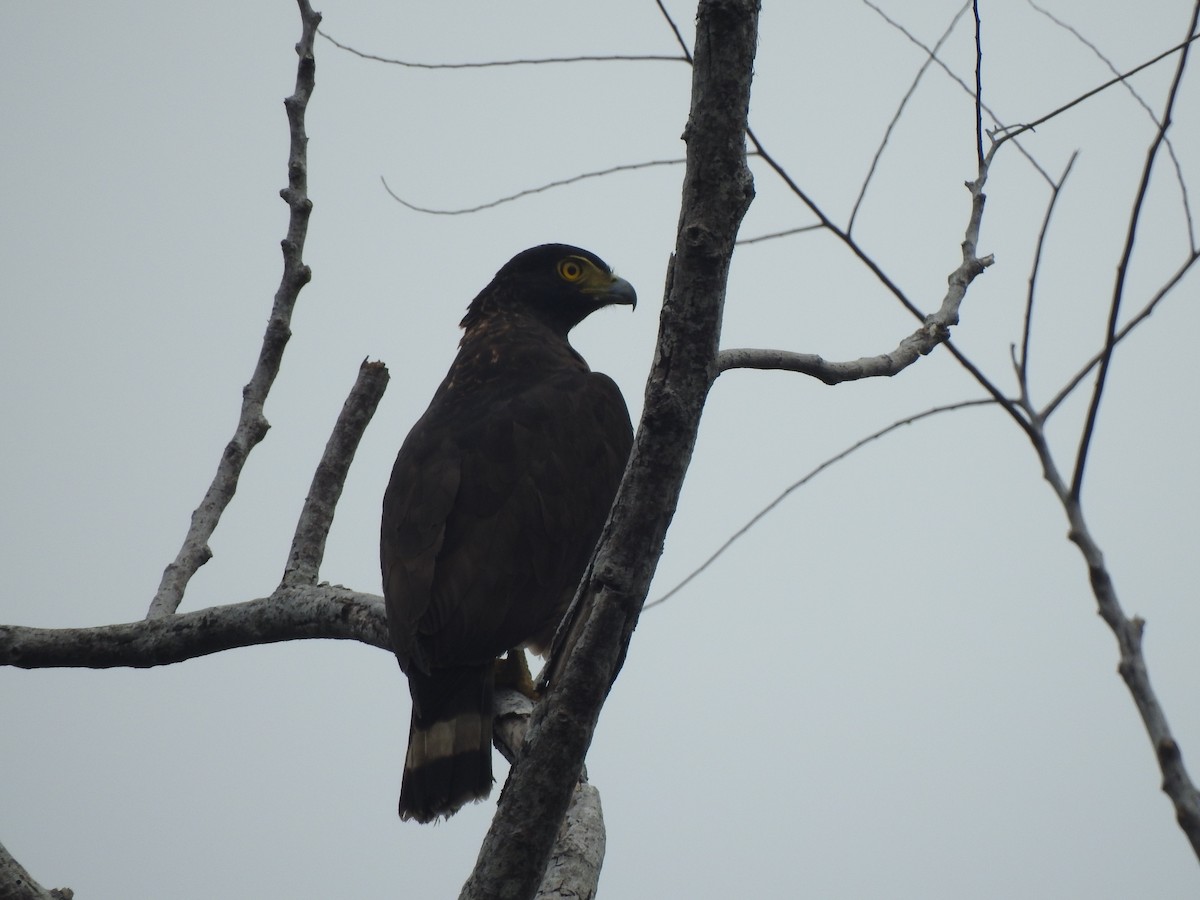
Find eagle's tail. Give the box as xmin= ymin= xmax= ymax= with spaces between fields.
xmin=399 ymin=664 xmax=494 ymax=823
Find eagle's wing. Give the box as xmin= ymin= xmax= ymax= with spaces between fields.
xmin=382 ymin=369 xmax=631 ymax=674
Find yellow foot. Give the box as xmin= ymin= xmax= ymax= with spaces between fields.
xmin=494 ymin=651 xmax=539 ymax=701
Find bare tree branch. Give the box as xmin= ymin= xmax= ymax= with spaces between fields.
xmin=922 ymin=14 xmax=1041 ymax=438
xmin=717 ymin=318 xmax=964 ymax=383
xmin=850 ymin=2 xmax=972 ymax=233
xmin=1017 ymin=153 xmax=1078 ymax=400
xmin=735 ymin=223 xmax=824 ymax=245
xmin=459 ymin=3 xmax=760 ymax=897
xmin=533 ymin=784 xmax=605 ymax=900
xmin=1070 ymin=2 xmax=1200 ymax=502
xmin=992 ymin=1 xmax=1200 ymax=859
xmin=993 ymin=32 xmax=1200 ymax=150
xmin=744 ymin=130 xmax=928 ymax=321
xmin=282 ymin=360 xmax=389 ymax=587
xmin=318 ymin=29 xmax=687 ymax=68
xmin=492 ymin=690 xmax=606 ymax=900
xmin=1 ymin=587 xmax=389 ymax=669
xmin=381 ymin=159 xmax=686 ymax=216
xmin=1028 ymin=0 xmax=1196 ymax=250
xmin=146 ymin=0 xmax=322 ymax=619
xmin=646 ymin=398 xmax=998 ymax=610
xmin=0 ymin=841 xmax=70 ymax=900
xmin=862 ymin=0 xmax=1054 ymax=186
xmin=1039 ymin=248 xmax=1200 ymax=420
xmin=654 ymin=0 xmax=694 ymax=62
xmin=717 ymin=156 xmax=1002 ymax=415
xmin=1017 ymin=405 xmax=1200 ymax=858
xmin=690 ymin=1 xmax=1027 ymax=449
xmin=972 ymin=1 xmax=985 ymax=169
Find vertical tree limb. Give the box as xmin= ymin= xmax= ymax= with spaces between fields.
xmin=146 ymin=0 xmax=323 ymax=619
xmin=458 ymin=2 xmax=759 ymax=898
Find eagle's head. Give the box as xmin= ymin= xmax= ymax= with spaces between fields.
xmin=461 ymin=244 xmax=637 ymax=336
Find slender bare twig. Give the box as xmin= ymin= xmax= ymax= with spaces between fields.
xmin=1040 ymin=248 xmax=1200 ymax=421
xmin=145 ymin=1 xmax=322 ymax=619
xmin=382 ymin=159 xmax=686 ymax=216
xmin=745 ymin=131 xmax=927 ymax=320
xmin=646 ymin=399 xmax=997 ymax=610
xmin=318 ymin=28 xmax=686 ymax=68
xmin=994 ymin=32 xmax=1200 ymax=151
xmin=1070 ymin=3 xmax=1200 ymax=502
xmin=1017 ymin=153 xmax=1078 ymax=399
xmin=972 ymin=1 xmax=985 ymax=169
xmin=281 ymin=360 xmax=389 ymax=587
xmin=862 ymin=0 xmax=1054 ymax=186
xmin=735 ymin=223 xmax=824 ymax=245
xmin=1027 ymin=0 xmax=1196 ymax=250
xmin=922 ymin=12 xmax=1037 ymax=436
xmin=849 ymin=2 xmax=971 ymax=234
xmin=654 ymin=0 xmax=693 ymax=62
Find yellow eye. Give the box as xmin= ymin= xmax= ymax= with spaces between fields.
xmin=557 ymin=258 xmax=585 ymax=282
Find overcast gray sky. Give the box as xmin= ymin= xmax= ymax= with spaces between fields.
xmin=3 ymin=1 xmax=1199 ymax=897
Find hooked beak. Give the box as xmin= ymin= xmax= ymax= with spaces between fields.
xmin=585 ymin=273 xmax=637 ymax=311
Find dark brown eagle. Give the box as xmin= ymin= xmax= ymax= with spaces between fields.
xmin=380 ymin=244 xmax=635 ymax=823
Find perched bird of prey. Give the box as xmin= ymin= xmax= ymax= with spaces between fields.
xmin=381 ymin=244 xmax=636 ymax=823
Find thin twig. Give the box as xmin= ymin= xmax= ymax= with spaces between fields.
xmin=382 ymin=158 xmax=686 ymax=216
xmin=973 ymin=1 xmax=985 ymax=169
xmin=1027 ymin=0 xmax=1196 ymax=250
xmin=1018 ymin=153 xmax=1078 ymax=400
xmin=1069 ymin=5 xmax=1199 ymax=502
xmin=281 ymin=360 xmax=390 ymax=588
xmin=735 ymin=223 xmax=825 ymax=245
xmin=319 ymin=28 xmax=686 ymax=68
xmin=862 ymin=0 xmax=1054 ymax=186
xmin=647 ymin=399 xmax=997 ymax=609
xmin=145 ymin=0 xmax=322 ymax=620
xmin=746 ymin=129 xmax=925 ymax=320
xmin=850 ymin=3 xmax=971 ymax=233
xmin=654 ymin=0 xmax=693 ymax=62
xmin=1040 ymin=247 xmax=1200 ymax=421
xmin=994 ymin=32 xmax=1200 ymax=151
